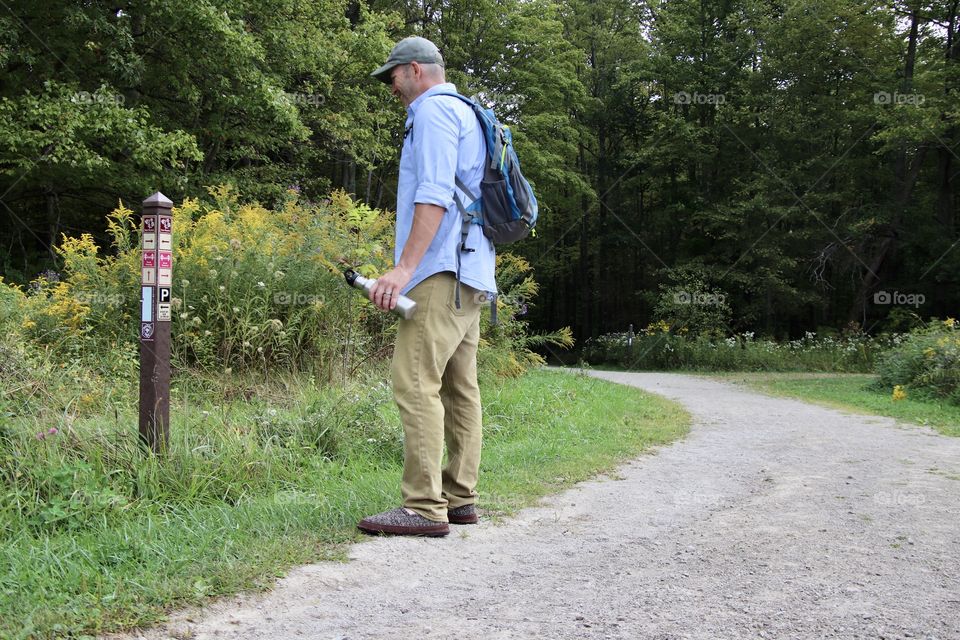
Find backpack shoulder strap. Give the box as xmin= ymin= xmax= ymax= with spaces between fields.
xmin=427 ymin=91 xmax=477 ymax=109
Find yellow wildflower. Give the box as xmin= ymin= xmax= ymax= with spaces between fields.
xmin=944 ymin=317 xmax=956 ymax=329
xmin=892 ymin=385 xmax=907 ymax=402
xmin=45 ymin=282 xmax=90 ymax=332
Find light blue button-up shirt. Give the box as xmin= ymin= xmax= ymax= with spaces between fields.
xmin=396 ymin=82 xmax=497 ymax=296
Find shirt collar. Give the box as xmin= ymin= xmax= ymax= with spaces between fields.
xmin=407 ymin=82 xmax=458 ymax=117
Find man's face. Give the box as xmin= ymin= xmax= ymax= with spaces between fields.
xmin=390 ymin=63 xmax=418 ymax=107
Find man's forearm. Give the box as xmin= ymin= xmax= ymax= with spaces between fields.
xmin=368 ymin=202 xmax=446 ymax=311
xmin=396 ymin=203 xmax=446 ymax=275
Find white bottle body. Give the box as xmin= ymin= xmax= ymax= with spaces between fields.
xmin=349 ymin=273 xmax=417 ymax=320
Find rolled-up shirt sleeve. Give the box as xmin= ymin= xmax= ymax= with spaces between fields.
xmin=412 ymin=99 xmax=460 ymax=210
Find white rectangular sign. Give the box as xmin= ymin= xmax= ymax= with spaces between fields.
xmin=141 ymin=287 xmax=153 ymax=322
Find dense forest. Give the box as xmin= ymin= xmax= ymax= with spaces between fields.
xmin=1 ymin=0 xmax=957 ymax=342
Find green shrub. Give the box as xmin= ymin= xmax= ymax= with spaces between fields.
xmin=478 ymin=253 xmax=573 ymax=380
xmin=16 ymin=186 xmax=398 ymax=376
xmin=0 ymin=327 xmax=138 ymax=419
xmin=2 ymin=186 xmax=569 ymax=419
xmin=0 ymin=276 xmax=26 ymax=334
xmin=652 ymin=276 xmax=732 ymax=337
xmin=582 ymin=324 xmax=892 ymax=373
xmin=874 ymin=318 xmax=960 ymax=404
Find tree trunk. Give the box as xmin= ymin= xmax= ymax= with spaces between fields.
xmin=45 ymin=188 xmax=59 ymax=262
xmin=847 ymin=7 xmax=923 ymax=325
xmin=578 ymin=142 xmax=591 ymax=340
xmin=936 ymin=1 xmax=960 ymax=231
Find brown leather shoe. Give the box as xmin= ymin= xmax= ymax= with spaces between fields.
xmin=357 ymin=508 xmax=450 ymax=537
xmin=447 ymin=504 xmax=478 ymax=524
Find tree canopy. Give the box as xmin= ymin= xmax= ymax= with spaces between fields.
xmin=2 ymin=0 xmax=957 ymax=340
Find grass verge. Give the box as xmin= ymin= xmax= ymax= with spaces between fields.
xmin=0 ymin=368 xmax=688 ymax=639
xmin=708 ymin=372 xmax=960 ymax=437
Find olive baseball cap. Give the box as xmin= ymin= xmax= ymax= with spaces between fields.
xmin=371 ymin=36 xmax=444 ymax=84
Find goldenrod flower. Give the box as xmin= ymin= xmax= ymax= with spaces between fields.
xmin=892 ymin=385 xmax=907 ymax=401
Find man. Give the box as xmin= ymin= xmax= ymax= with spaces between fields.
xmin=357 ymin=36 xmax=496 ymax=537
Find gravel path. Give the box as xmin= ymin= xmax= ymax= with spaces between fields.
xmin=119 ymin=371 xmax=960 ymax=640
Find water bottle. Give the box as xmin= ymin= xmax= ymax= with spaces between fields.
xmin=343 ymin=269 xmax=417 ymax=320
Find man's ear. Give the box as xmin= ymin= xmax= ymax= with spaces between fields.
xmin=409 ymin=61 xmax=422 ymax=79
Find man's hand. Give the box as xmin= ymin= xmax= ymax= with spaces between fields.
xmin=369 ymin=265 xmax=414 ymax=312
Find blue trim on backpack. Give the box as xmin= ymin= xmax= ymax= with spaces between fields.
xmin=430 ymin=92 xmax=538 ymax=232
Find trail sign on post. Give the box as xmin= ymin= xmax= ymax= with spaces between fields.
xmin=139 ymin=192 xmax=173 ymax=453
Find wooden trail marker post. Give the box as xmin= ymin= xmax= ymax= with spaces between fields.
xmin=139 ymin=192 xmax=173 ymax=453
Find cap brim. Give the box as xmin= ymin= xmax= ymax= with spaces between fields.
xmin=371 ymin=62 xmax=397 ymax=84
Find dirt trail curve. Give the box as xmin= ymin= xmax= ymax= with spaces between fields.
xmin=119 ymin=371 xmax=960 ymax=640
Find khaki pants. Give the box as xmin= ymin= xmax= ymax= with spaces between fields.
xmin=392 ymin=272 xmax=484 ymax=522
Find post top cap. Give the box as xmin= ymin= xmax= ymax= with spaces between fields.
xmin=142 ymin=192 xmax=173 ymax=208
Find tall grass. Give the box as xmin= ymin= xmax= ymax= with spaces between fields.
xmin=0 ymin=369 xmax=688 ymax=638
xmin=581 ymin=328 xmax=896 ymax=372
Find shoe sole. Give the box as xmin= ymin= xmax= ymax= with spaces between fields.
xmin=357 ymin=521 xmax=450 ymax=537
xmin=448 ymin=514 xmax=478 ymax=524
